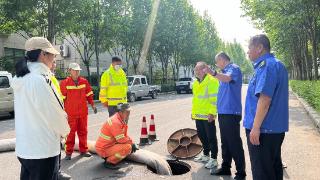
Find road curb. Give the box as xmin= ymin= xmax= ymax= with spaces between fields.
xmin=290 ymin=87 xmax=320 ymax=131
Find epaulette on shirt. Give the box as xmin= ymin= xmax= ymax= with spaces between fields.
xmin=259 ymin=60 xmax=266 ymax=68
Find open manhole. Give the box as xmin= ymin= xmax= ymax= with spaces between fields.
xmin=147 ymin=160 xmax=191 ymax=175
xmin=147 ymin=128 xmax=201 ymax=176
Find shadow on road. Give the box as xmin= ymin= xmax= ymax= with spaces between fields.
xmin=61 ymin=153 xmax=143 ymax=180
xmin=0 ymin=114 xmax=13 ymax=121
xmin=191 ymin=165 xmax=233 ymax=180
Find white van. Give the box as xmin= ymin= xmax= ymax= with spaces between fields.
xmin=0 ymin=71 xmax=14 ymax=117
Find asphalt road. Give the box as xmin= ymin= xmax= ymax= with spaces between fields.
xmin=1 ymin=87 xmax=320 ymax=180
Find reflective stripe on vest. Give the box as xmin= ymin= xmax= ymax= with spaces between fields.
xmin=115 ymin=134 xmax=125 ymax=140
xmin=100 ymin=133 xmax=111 ymax=140
xmin=109 ymin=74 xmax=121 ymax=86
xmin=66 ymin=84 xmax=86 ymax=90
xmin=115 ymin=153 xmax=124 ymax=160
xmin=198 ymin=87 xmax=217 ymax=99
xmin=107 ymin=97 xmax=126 ymax=101
xmin=86 ymin=91 xmax=93 ymax=97
xmin=194 ymin=114 xmax=208 ymax=119
xmin=211 ymin=102 xmax=217 ymax=106
xmin=107 ymin=119 xmax=112 ymax=126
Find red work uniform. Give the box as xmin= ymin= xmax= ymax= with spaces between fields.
xmin=60 ymin=76 xmax=94 ymax=155
xmin=95 ymin=113 xmax=133 ymax=165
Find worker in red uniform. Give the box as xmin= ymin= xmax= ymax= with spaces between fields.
xmin=95 ymin=103 xmax=138 ymax=169
xmin=60 ymin=62 xmax=97 ymax=160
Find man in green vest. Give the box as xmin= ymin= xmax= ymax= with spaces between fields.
xmin=99 ymin=56 xmax=128 ymax=117
xmin=192 ymin=61 xmax=219 ymax=169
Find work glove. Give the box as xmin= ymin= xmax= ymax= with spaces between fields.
xmin=131 ymin=143 xmax=139 ymax=153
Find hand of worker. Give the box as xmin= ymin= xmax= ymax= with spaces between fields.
xmin=250 ymin=127 xmax=260 ymax=145
xmin=131 ymin=143 xmax=139 ymax=153
xmin=103 ymin=102 xmax=108 ymax=107
xmin=208 ymin=114 xmax=215 ymax=123
xmin=204 ymin=66 xmax=217 ymax=76
xmin=92 ymin=106 xmax=97 ymax=114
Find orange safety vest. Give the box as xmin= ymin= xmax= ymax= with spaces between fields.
xmin=95 ymin=113 xmax=133 ymax=150
xmin=60 ymin=76 xmax=94 ymax=117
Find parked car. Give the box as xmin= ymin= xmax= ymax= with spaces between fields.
xmin=127 ymin=75 xmax=161 ymax=102
xmin=0 ymin=71 xmax=14 ymax=117
xmin=175 ymin=77 xmax=195 ymax=94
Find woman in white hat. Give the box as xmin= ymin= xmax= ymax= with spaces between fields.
xmin=12 ymin=37 xmax=70 ymax=180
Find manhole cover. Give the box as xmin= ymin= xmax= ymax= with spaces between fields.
xmin=167 ymin=128 xmax=202 ymax=159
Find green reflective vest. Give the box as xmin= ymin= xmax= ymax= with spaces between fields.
xmin=99 ymin=65 xmax=128 ymax=106
xmin=51 ymin=75 xmax=63 ymax=101
xmin=192 ymin=75 xmax=219 ymax=120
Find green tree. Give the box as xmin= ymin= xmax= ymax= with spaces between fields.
xmin=241 ymin=0 xmax=320 ymax=80
xmin=0 ymin=0 xmax=75 ymax=42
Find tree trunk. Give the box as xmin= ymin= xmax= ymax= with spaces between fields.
xmin=94 ymin=0 xmax=100 ymax=85
xmin=86 ymin=64 xmax=91 ymax=83
xmin=311 ymin=31 xmax=318 ymax=79
xmin=303 ymin=36 xmax=312 ymax=80
xmin=125 ymin=47 xmax=130 ymax=75
xmin=47 ymin=0 xmax=54 ymax=43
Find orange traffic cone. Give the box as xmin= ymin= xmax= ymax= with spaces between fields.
xmin=148 ymin=114 xmax=159 ymax=141
xmin=139 ymin=116 xmax=150 ymax=145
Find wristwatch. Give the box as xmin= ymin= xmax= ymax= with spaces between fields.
xmin=212 ymin=69 xmax=217 ymax=76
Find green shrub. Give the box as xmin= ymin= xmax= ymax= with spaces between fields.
xmin=161 ymin=84 xmax=175 ymax=92
xmin=290 ymin=80 xmax=320 ymax=112
xmin=90 ymin=74 xmax=100 ymax=86
xmin=91 ymin=86 xmax=100 ymax=100
xmin=55 ymin=69 xmax=67 ymax=79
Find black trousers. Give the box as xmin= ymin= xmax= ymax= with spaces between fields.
xmin=195 ymin=120 xmax=218 ymax=159
xmin=108 ymin=106 xmax=118 ymax=117
xmin=18 ymin=155 xmax=59 ymax=180
xmin=246 ymin=129 xmax=285 ymax=180
xmin=218 ymin=114 xmax=246 ymax=175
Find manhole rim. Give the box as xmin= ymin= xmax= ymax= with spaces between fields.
xmin=147 ymin=159 xmax=191 ymax=176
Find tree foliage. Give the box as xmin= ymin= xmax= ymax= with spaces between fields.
xmin=0 ymin=0 xmax=249 ymax=84
xmin=241 ymin=0 xmax=320 ymax=80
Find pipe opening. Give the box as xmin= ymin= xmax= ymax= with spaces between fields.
xmin=147 ymin=160 xmax=190 ymax=176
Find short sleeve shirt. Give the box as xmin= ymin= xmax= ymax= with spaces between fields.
xmin=217 ymin=63 xmax=242 ymax=115
xmin=243 ymin=53 xmax=289 ymax=133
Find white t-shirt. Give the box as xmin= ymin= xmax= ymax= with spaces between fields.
xmin=12 ymin=62 xmax=69 ymax=159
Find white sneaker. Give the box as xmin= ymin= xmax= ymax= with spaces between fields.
xmin=194 ymin=154 xmax=210 ymax=162
xmin=205 ymin=158 xmax=218 ymax=169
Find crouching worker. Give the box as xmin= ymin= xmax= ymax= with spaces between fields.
xmin=95 ymin=103 xmax=138 ymax=169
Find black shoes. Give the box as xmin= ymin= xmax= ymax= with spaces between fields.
xmin=210 ymin=167 xmax=231 ymax=175
xmin=65 ymin=152 xmax=91 ymax=160
xmin=234 ymin=174 xmax=246 ymax=180
xmin=80 ymin=152 xmax=92 ymax=157
xmin=103 ymin=162 xmax=120 ymax=170
xmin=211 ymin=167 xmax=246 ymax=180
xmin=64 ymin=154 xmax=71 ymax=160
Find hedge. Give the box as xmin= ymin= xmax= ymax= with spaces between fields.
xmin=290 ymin=80 xmax=320 ymax=112
xmin=161 ymin=84 xmax=176 ymax=92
